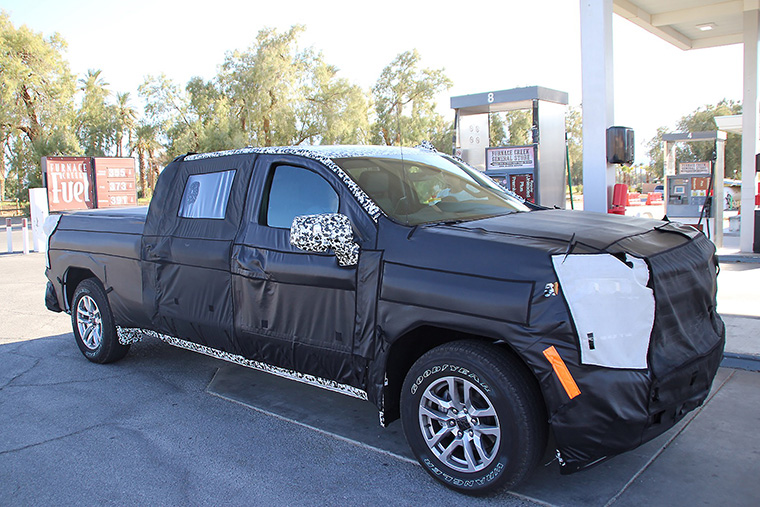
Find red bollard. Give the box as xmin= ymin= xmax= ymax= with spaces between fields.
xmin=609 ymin=183 xmax=628 ymax=215
xmin=22 ymin=218 xmax=29 ymax=255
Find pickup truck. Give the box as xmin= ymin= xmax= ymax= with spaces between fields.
xmin=45 ymin=144 xmax=725 ymax=494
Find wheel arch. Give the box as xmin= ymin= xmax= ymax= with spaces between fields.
xmin=381 ymin=326 xmax=544 ymax=426
xmin=63 ymin=267 xmax=100 ymax=311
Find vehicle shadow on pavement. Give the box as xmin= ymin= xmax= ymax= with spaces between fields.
xmin=208 ymin=363 xmax=753 ymax=506
xmin=207 ymin=363 xmax=414 ymax=462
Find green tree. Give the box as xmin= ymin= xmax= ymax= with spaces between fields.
xmin=506 ymin=110 xmax=532 ymax=146
xmin=566 ymin=106 xmax=583 ymax=186
xmin=647 ymin=100 xmax=742 ymax=179
xmin=0 ymin=126 xmax=9 ymax=200
xmin=371 ymin=49 xmax=452 ymax=149
xmin=677 ymin=99 xmax=742 ymax=179
xmin=142 ymin=75 xmax=242 ymax=157
xmin=185 ymin=76 xmax=245 ymax=153
xmin=139 ymin=73 xmax=198 ymax=156
xmin=488 ymin=110 xmax=532 ymax=148
xmin=218 ymin=26 xmax=371 ymax=148
xmin=0 ymin=11 xmax=80 ymax=199
xmin=489 ymin=112 xmax=509 ymax=147
xmin=642 ymin=164 xmax=659 ymax=184
xmin=219 ymin=26 xmax=306 ymax=147
xmin=297 ymin=59 xmax=370 ymax=145
xmin=646 ymin=126 xmax=670 ymax=180
xmin=141 ymin=26 xmax=371 ymax=158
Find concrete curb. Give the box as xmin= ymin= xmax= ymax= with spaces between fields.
xmin=718 ymin=254 xmax=760 ymax=264
xmin=721 ymin=352 xmax=760 ymax=372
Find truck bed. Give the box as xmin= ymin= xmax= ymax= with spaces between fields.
xmin=52 ymin=206 xmax=148 ymax=259
xmin=56 ymin=206 xmax=148 ymax=235
xmin=47 ymin=206 xmax=149 ymax=326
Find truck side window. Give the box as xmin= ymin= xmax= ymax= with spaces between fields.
xmin=265 ymin=165 xmax=339 ymax=229
xmin=178 ymin=170 xmax=236 ymax=219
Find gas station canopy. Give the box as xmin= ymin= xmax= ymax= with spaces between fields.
xmin=714 ymin=114 xmax=743 ymax=133
xmin=450 ymin=86 xmax=569 ymax=115
xmin=582 ymin=0 xmax=758 ymax=253
xmin=614 ymin=0 xmax=747 ymax=50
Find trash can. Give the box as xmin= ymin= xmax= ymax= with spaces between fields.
xmin=754 ymin=209 xmax=760 ymax=253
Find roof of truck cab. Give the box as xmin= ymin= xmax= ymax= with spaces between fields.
xmin=184 ymin=145 xmax=434 ymax=161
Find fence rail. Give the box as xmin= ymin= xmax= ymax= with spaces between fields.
xmin=0 ymin=201 xmax=24 ymax=217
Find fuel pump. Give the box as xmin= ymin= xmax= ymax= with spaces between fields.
xmin=666 ymin=162 xmax=712 ymax=218
xmin=451 ymin=86 xmax=568 ymax=208
xmin=662 ymin=132 xmax=726 ymax=247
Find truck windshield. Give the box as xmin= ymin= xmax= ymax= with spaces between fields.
xmin=334 ymin=152 xmax=529 ymax=226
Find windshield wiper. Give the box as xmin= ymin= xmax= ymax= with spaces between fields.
xmin=422 ymin=218 xmax=467 ymax=227
xmin=422 ymin=212 xmax=517 ymax=228
xmin=407 ymin=219 xmax=463 ymax=239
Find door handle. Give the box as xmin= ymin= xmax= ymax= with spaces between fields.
xmin=232 ymin=247 xmax=268 ymax=279
xmin=143 ymin=243 xmax=161 ymax=261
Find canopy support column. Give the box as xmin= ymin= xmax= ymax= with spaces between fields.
xmin=580 ymin=0 xmax=616 ymax=213
xmin=741 ymin=8 xmax=759 ymax=252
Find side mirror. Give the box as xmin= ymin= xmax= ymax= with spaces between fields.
xmin=290 ymin=213 xmax=359 ymax=267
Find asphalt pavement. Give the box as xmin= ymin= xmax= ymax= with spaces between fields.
xmin=1 ymin=230 xmax=759 ymax=506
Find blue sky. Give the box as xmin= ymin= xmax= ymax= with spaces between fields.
xmin=3 ymin=0 xmax=744 ymax=163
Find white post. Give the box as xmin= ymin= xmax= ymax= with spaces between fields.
xmin=32 ymin=220 xmax=40 ymax=252
xmin=5 ymin=218 xmax=11 ymax=253
xmin=580 ymin=0 xmax=616 ymax=213
xmin=713 ymin=137 xmax=725 ymax=248
xmin=741 ymin=9 xmax=760 ymax=253
xmin=22 ymin=218 xmax=29 ymax=255
xmin=29 ymin=188 xmax=50 ymax=252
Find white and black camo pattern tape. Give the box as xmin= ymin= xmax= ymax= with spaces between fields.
xmin=116 ymin=327 xmax=368 ymax=401
xmin=186 ymin=146 xmax=383 ymax=221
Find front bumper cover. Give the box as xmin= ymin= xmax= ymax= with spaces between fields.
xmin=551 ymin=338 xmax=724 ymax=474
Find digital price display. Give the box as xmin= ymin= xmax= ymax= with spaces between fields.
xmin=92 ymin=158 xmax=137 ymax=208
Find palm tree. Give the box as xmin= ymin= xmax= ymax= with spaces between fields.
xmin=130 ymin=123 xmax=161 ymax=198
xmin=114 ymin=92 xmax=137 ymax=157
xmin=77 ymin=69 xmax=113 ymax=156
xmin=79 ymin=69 xmax=111 ymax=100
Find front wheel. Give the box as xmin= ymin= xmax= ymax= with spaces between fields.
xmin=401 ymin=340 xmax=547 ymax=494
xmin=71 ymin=278 xmax=129 ymax=364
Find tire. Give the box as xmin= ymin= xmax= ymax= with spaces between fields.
xmin=71 ymin=278 xmax=129 ymax=364
xmin=401 ymin=340 xmax=547 ymax=495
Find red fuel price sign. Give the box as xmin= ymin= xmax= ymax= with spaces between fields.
xmin=92 ymin=158 xmax=137 ymax=208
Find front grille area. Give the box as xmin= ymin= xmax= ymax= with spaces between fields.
xmin=647 ymin=233 xmax=725 ymax=380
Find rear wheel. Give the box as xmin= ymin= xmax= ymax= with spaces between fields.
xmin=71 ymin=278 xmax=129 ymax=363
xmin=401 ymin=340 xmax=547 ymax=494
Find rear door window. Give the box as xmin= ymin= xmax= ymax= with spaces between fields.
xmin=178 ymin=170 xmax=236 ymax=219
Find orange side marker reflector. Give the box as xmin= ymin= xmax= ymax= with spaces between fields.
xmin=543 ymin=346 xmax=581 ymax=399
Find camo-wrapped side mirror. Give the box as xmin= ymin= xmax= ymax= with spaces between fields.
xmin=290 ymin=213 xmax=359 ymax=267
